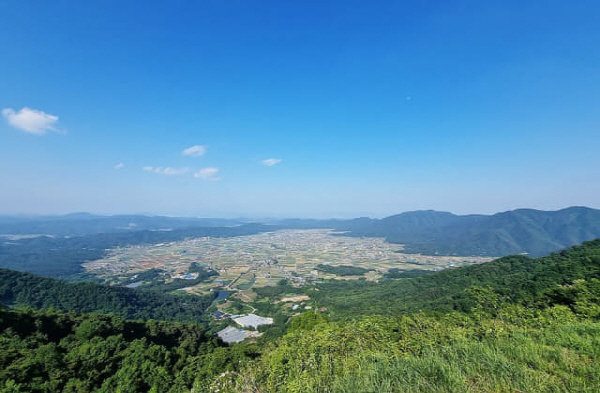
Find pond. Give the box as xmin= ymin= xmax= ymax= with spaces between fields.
xmin=215 ymin=291 xmax=231 ymax=301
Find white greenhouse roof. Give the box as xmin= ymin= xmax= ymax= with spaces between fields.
xmin=233 ymin=314 xmax=274 ymax=329
xmin=217 ymin=326 xmax=249 ymax=343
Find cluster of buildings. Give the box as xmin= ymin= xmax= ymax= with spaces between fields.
xmin=216 ymin=313 xmax=274 ymax=344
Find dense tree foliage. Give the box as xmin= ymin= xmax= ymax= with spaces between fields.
xmin=220 ymin=240 xmax=600 ymax=392
xmin=134 ymin=266 xmax=218 ymax=293
xmin=0 ymin=308 xmax=258 ymax=392
xmin=384 ymin=268 xmax=435 ymax=278
xmin=252 ymin=281 xmax=300 ymax=298
xmin=0 ymin=269 xmax=214 ymax=323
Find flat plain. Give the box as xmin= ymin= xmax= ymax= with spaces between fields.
xmin=83 ymin=229 xmax=492 ymax=294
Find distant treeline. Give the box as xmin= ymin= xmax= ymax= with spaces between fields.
xmin=384 ymin=268 xmax=435 ymax=279
xmin=0 ymin=213 xmax=245 ymax=236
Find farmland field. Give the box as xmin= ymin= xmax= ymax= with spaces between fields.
xmin=83 ymin=229 xmax=492 ymax=294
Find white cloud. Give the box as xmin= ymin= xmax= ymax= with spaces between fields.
xmin=2 ymin=107 xmax=63 ymax=135
xmin=114 ymin=163 xmax=125 ymax=170
xmin=262 ymin=158 xmax=282 ymax=166
xmin=182 ymin=145 xmax=207 ymax=157
xmin=143 ymin=166 xmax=189 ymax=175
xmin=194 ymin=167 xmax=220 ymax=180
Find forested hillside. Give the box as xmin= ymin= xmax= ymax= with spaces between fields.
xmin=0 ymin=307 xmax=257 ymax=392
xmin=333 ymin=206 xmax=600 ymax=257
xmin=310 ymin=239 xmax=600 ymax=318
xmin=0 ymin=269 xmax=213 ymax=323
xmin=278 ymin=207 xmax=600 ymax=257
xmin=225 ymin=293 xmax=600 ymax=392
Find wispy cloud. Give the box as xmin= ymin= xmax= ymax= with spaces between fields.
xmin=194 ymin=167 xmax=220 ymax=180
xmin=182 ymin=145 xmax=207 ymax=157
xmin=143 ymin=166 xmax=189 ymax=175
xmin=262 ymin=158 xmax=282 ymax=166
xmin=2 ymin=107 xmax=64 ymax=135
xmin=114 ymin=163 xmax=125 ymax=170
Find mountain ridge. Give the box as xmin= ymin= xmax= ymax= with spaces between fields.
xmin=2 ymin=206 xmax=600 ymax=260
xmin=330 ymin=206 xmax=600 ymax=257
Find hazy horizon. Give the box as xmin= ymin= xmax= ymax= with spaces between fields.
xmin=0 ymin=205 xmax=597 ymax=221
xmin=2 ymin=1 xmax=599 ymax=218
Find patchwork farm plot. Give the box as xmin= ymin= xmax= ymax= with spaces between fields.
xmin=83 ymin=229 xmax=492 ymax=294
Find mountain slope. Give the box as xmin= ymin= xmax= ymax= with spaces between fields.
xmin=311 ymin=238 xmax=600 ymax=317
xmin=336 ymin=206 xmax=600 ymax=257
xmin=0 ymin=307 xmax=241 ymax=392
xmin=0 ymin=269 xmax=213 ymax=323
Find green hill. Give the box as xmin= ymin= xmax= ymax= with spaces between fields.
xmin=0 ymin=269 xmax=213 ymax=323
xmin=310 ymin=238 xmax=600 ymax=318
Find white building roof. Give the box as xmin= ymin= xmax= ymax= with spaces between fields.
xmin=233 ymin=314 xmax=274 ymax=329
xmin=217 ymin=326 xmax=249 ymax=343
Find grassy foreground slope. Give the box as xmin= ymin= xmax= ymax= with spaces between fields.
xmin=224 ymin=304 xmax=600 ymax=392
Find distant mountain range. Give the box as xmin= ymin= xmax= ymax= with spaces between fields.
xmin=318 ymin=206 xmax=600 ymax=257
xmin=2 ymin=207 xmax=600 ymax=258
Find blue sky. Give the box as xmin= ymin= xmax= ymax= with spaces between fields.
xmin=1 ymin=1 xmax=599 ymax=218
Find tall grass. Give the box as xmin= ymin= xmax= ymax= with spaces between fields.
xmin=334 ymin=323 xmax=600 ymax=392
xmin=220 ymin=314 xmax=600 ymax=392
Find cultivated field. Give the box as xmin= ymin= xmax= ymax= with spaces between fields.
xmin=83 ymin=229 xmax=493 ymax=293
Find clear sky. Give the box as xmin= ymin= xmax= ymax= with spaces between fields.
xmin=1 ymin=1 xmax=599 ymax=218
